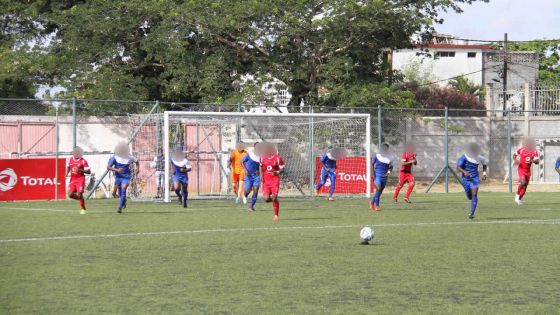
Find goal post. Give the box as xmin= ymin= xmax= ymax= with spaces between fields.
xmin=163 ymin=111 xmax=371 ymax=202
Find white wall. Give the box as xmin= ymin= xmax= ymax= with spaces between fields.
xmin=392 ymin=48 xmax=484 ymax=86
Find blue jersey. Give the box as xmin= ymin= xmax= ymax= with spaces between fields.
xmin=320 ymin=152 xmax=337 ymax=171
xmin=108 ymin=154 xmax=137 ymax=179
xmin=556 ymin=156 xmax=560 ymax=169
xmin=372 ymin=154 xmax=394 ymax=179
xmin=242 ymin=152 xmax=261 ymax=177
xmin=171 ymin=158 xmax=191 ymax=177
xmin=457 ymin=154 xmax=487 ymax=180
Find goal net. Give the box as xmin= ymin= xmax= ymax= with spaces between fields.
xmin=163 ymin=111 xmax=371 ymax=202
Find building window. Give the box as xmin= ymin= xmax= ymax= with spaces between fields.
xmin=435 ymin=51 xmax=456 ymax=58
xmin=468 ymin=52 xmax=477 ymax=58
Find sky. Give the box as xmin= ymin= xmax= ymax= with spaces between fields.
xmin=437 ymin=0 xmax=560 ymax=41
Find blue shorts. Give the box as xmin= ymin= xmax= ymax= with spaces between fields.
xmin=115 ymin=177 xmax=130 ymax=188
xmin=173 ymin=175 xmax=188 ymax=185
xmin=319 ymin=168 xmax=336 ymax=184
xmin=374 ymin=176 xmax=387 ymax=188
xmin=244 ymin=174 xmax=261 ymax=190
xmin=462 ymin=177 xmax=480 ymax=192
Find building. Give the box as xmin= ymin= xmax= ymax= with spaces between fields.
xmin=391 ymin=34 xmax=539 ymax=89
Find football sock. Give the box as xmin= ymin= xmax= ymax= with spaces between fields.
xmin=516 ymin=185 xmax=527 ymax=198
xmin=405 ymin=185 xmax=414 ymax=199
xmin=273 ymin=200 xmax=279 ymax=216
xmin=328 ymin=183 xmax=335 ymax=197
xmin=182 ymin=189 xmax=188 ymax=206
xmin=250 ymin=193 xmax=258 ymax=208
xmin=470 ymin=195 xmax=478 ymax=216
xmin=119 ymin=187 xmax=127 ymax=209
xmin=174 ymin=189 xmax=181 ymax=198
xmin=393 ymin=185 xmax=402 ymax=199
xmin=79 ymin=198 xmax=86 ymax=210
xmin=466 ymin=190 xmax=472 ymax=200
xmin=373 ymin=191 xmax=381 ymax=206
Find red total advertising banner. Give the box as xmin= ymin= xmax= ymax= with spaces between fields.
xmin=315 ymin=156 xmax=373 ymax=194
xmin=0 ymin=158 xmax=66 ymax=201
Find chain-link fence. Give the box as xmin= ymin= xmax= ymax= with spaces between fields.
xmin=1 ymin=98 xmax=559 ymax=201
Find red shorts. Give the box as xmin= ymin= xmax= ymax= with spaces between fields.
xmin=398 ymin=172 xmax=415 ymax=185
xmin=68 ymin=179 xmax=85 ymax=193
xmin=262 ymin=179 xmax=280 ymax=196
xmin=517 ymin=169 xmax=531 ymax=182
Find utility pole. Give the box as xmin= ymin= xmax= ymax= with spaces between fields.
xmin=502 ymin=33 xmax=508 ymax=112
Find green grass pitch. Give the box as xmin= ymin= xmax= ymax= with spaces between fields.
xmin=1 ymin=192 xmax=559 ymax=314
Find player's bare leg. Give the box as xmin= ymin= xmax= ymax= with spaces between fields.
xmin=112 ymin=185 xmax=118 ymax=198
xmin=239 ymin=181 xmax=247 ymax=204
xmin=232 ymin=181 xmax=239 ymax=203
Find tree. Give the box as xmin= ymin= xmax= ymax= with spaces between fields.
xmin=1 ymin=0 xmax=488 ymax=107
xmin=509 ymin=40 xmax=560 ymax=85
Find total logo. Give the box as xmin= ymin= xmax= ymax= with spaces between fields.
xmin=0 ymin=168 xmax=17 ymax=192
xmin=337 ymin=172 xmax=367 ymax=181
xmin=0 ymin=168 xmax=60 ymax=192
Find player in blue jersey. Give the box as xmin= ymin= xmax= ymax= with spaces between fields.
xmin=370 ymin=143 xmax=394 ymax=211
xmin=457 ymin=143 xmax=487 ymax=219
xmin=170 ymin=149 xmax=192 ymax=208
xmin=242 ymin=142 xmax=262 ymax=213
xmin=107 ymin=143 xmax=139 ymax=213
xmin=555 ymin=155 xmax=560 ymax=181
xmin=315 ymin=148 xmax=347 ymax=201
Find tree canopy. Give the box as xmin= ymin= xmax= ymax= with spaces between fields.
xmin=1 ymin=0 xmax=490 ymax=107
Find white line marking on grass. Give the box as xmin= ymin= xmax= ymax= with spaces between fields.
xmin=0 ymin=207 xmax=73 ymax=213
xmin=1 ymin=218 xmax=560 ymax=244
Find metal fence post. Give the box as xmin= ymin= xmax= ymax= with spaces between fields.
xmin=377 ymin=105 xmax=382 ymax=150
xmin=55 ymin=104 xmax=60 ymax=201
xmin=72 ymin=97 xmax=77 ymax=148
xmin=444 ymin=106 xmax=449 ymax=193
xmin=309 ymin=105 xmax=314 ymax=197
xmin=507 ymin=111 xmax=513 ymax=193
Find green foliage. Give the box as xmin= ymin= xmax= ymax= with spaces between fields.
xmin=509 ymin=40 xmax=560 ymax=85
xmin=448 ymin=76 xmax=485 ymax=97
xmin=1 ymin=0 xmax=488 ymax=104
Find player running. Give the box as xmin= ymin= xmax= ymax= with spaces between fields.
xmin=107 ymin=143 xmax=139 ymax=213
xmin=457 ymin=143 xmax=487 ymax=219
xmin=370 ymin=143 xmax=394 ymax=211
xmin=393 ymin=143 xmax=417 ymax=203
xmin=261 ymin=143 xmax=285 ymax=222
xmin=513 ymin=138 xmax=540 ymax=205
xmin=555 ymin=155 xmax=560 ymax=178
xmin=66 ymin=146 xmax=90 ymax=214
xmin=241 ymin=142 xmax=262 ymax=213
xmin=228 ymin=143 xmax=248 ymax=204
xmin=315 ymin=148 xmax=347 ymax=201
xmin=170 ymin=149 xmax=192 ymax=208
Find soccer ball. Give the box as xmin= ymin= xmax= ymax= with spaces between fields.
xmin=360 ymin=226 xmax=374 ymax=242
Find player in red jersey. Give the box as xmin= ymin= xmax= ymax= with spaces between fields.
xmin=393 ymin=143 xmax=417 ymax=203
xmin=260 ymin=143 xmax=285 ymax=222
xmin=513 ymin=138 xmax=540 ymax=205
xmin=66 ymin=146 xmax=90 ymax=214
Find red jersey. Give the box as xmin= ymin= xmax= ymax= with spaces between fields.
xmin=261 ymin=154 xmax=285 ymax=184
xmin=516 ymin=148 xmax=538 ymax=171
xmin=68 ymin=157 xmax=90 ymax=181
xmin=400 ymin=152 xmax=416 ymax=172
